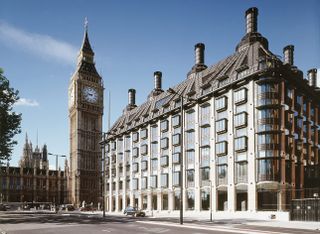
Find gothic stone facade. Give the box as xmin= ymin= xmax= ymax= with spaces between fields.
xmin=68 ymin=28 xmax=104 ymax=207
xmin=0 ymin=135 xmax=66 ymax=204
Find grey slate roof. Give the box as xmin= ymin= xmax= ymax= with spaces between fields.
xmin=107 ymin=33 xmax=280 ymax=138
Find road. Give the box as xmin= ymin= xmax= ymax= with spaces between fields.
xmin=0 ymin=212 xmax=319 ymax=234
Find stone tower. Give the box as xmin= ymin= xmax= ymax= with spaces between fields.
xmin=19 ymin=133 xmax=49 ymax=170
xmin=68 ymin=24 xmax=104 ymax=207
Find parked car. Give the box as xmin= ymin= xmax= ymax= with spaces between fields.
xmin=0 ymin=204 xmax=6 ymax=211
xmin=66 ymin=204 xmax=75 ymax=211
xmin=60 ymin=204 xmax=74 ymax=211
xmin=80 ymin=206 xmax=96 ymax=211
xmin=23 ymin=204 xmax=31 ymax=210
xmin=43 ymin=204 xmax=51 ymax=210
xmin=123 ymin=206 xmax=145 ymax=217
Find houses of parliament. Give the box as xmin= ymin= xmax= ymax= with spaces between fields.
xmin=0 ymin=134 xmax=66 ymax=204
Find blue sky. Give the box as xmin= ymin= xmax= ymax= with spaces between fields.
xmin=0 ymin=0 xmax=319 ymax=169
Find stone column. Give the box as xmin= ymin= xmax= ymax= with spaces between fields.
xmin=247 ymin=80 xmax=257 ymax=211
xmin=227 ymin=89 xmax=235 ymax=212
xmin=158 ymin=191 xmax=162 ymax=211
xmin=210 ymin=97 xmax=217 ymax=212
xmin=147 ymin=189 xmax=152 ymax=211
xmin=168 ymin=189 xmax=174 ymax=211
xmin=194 ymin=103 xmax=201 ymax=211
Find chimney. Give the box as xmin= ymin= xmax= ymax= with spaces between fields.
xmin=308 ymin=69 xmax=317 ymax=87
xmin=245 ymin=7 xmax=258 ymax=34
xmin=128 ymin=89 xmax=136 ymax=106
xmin=283 ymin=45 xmax=294 ymax=66
xmin=154 ymin=71 xmax=162 ymax=90
xmin=195 ymin=43 xmax=205 ymax=65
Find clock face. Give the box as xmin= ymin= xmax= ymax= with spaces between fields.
xmin=83 ymin=86 xmax=98 ymax=103
xmin=68 ymin=84 xmax=75 ymax=108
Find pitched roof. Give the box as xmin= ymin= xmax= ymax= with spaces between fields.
xmin=107 ymin=38 xmax=280 ymax=138
xmin=106 ymin=7 xmax=298 ymax=138
xmin=80 ymin=30 xmax=94 ymax=56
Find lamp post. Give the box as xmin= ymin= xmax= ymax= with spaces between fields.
xmin=167 ymin=88 xmax=196 ymax=225
xmin=48 ymin=153 xmax=66 ymax=205
xmin=99 ymin=132 xmax=107 ymax=218
xmin=48 ymin=153 xmax=66 ymax=171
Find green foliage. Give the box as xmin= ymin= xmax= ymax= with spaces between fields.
xmin=0 ymin=68 xmax=22 ymax=165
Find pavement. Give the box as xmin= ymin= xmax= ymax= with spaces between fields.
xmin=1 ymin=210 xmax=320 ymax=233
xmin=97 ymin=211 xmax=320 ymax=231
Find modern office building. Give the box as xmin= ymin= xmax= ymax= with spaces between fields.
xmin=102 ymin=7 xmax=320 ymax=219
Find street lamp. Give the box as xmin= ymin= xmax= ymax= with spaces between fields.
xmin=48 ymin=153 xmax=66 ymax=171
xmin=167 ymin=88 xmax=196 ymax=225
xmin=48 ymin=153 xmax=66 ymax=206
xmin=99 ymin=132 xmax=107 ymax=218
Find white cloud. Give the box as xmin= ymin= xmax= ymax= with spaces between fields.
xmin=0 ymin=21 xmax=78 ymax=65
xmin=15 ymin=98 xmax=39 ymax=107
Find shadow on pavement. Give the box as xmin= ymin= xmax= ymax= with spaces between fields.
xmin=0 ymin=213 xmax=137 ymax=225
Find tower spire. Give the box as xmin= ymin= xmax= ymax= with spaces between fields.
xmin=36 ymin=129 xmax=39 ymax=147
xmin=84 ymin=17 xmax=88 ymax=32
xmin=78 ymin=17 xmax=94 ymax=65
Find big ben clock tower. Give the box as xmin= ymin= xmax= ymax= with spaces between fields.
xmin=68 ymin=23 xmax=103 ymax=207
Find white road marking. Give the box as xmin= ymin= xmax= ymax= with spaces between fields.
xmin=137 ymin=226 xmax=170 ymax=233
xmin=136 ymin=221 xmax=296 ymax=234
xmin=102 ymin=228 xmax=114 ymax=232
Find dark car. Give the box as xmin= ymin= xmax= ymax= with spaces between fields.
xmin=0 ymin=204 xmax=6 ymax=211
xmin=23 ymin=204 xmax=31 ymax=210
xmin=80 ymin=206 xmax=96 ymax=211
xmin=43 ymin=204 xmax=51 ymax=210
xmin=123 ymin=206 xmax=145 ymax=217
xmin=60 ymin=204 xmax=74 ymax=211
xmin=66 ymin=204 xmax=75 ymax=211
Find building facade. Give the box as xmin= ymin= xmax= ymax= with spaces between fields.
xmin=0 ymin=134 xmax=66 ymax=204
xmin=68 ymin=26 xmax=104 ymax=207
xmin=103 ymin=8 xmax=320 ymax=219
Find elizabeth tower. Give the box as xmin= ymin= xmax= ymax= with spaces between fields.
xmin=68 ymin=26 xmax=103 ymax=206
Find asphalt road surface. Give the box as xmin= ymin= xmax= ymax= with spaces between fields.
xmin=0 ymin=212 xmax=319 ymax=234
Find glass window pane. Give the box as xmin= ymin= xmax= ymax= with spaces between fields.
xmin=215 ymin=96 xmax=227 ymax=111
xmin=187 ymin=169 xmax=195 ymax=187
xmin=200 ymin=147 xmax=210 ymax=167
xmin=160 ymin=120 xmax=169 ymax=132
xmin=172 ymin=115 xmax=181 ymax=128
xmin=187 ymin=190 xmax=195 ymax=210
xmin=234 ymin=88 xmax=247 ymax=104
xmin=216 ymin=119 xmax=227 ymax=133
xmin=200 ymin=127 xmax=210 ymax=146
xmin=186 ymin=110 xmax=195 ymax=130
xmin=186 ymin=151 xmax=195 ymax=169
xmin=200 ymin=104 xmax=211 ymax=126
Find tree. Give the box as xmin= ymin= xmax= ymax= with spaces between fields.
xmin=0 ymin=68 xmax=22 ymax=165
